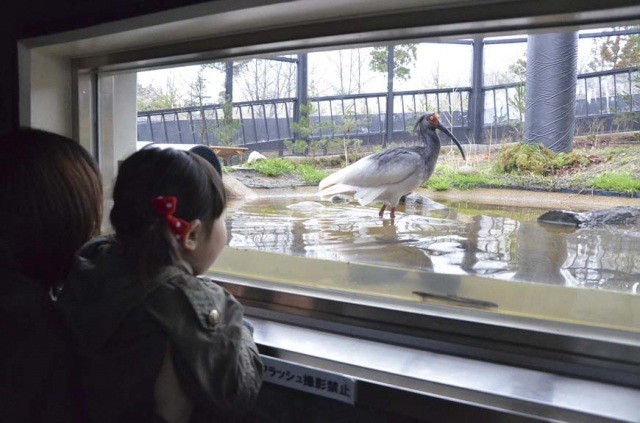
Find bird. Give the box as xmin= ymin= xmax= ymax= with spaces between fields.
xmin=317 ymin=112 xmax=466 ymax=219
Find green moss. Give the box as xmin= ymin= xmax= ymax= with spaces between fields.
xmin=495 ymin=143 xmax=556 ymax=175
xmin=589 ymin=173 xmax=640 ymax=195
xmin=552 ymin=151 xmax=590 ymax=168
xmin=495 ymin=143 xmax=594 ymax=176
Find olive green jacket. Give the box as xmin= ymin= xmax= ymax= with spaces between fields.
xmin=58 ymin=235 xmax=263 ymax=422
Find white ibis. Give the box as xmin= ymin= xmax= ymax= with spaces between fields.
xmin=318 ymin=112 xmax=466 ymax=219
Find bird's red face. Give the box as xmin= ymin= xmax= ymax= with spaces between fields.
xmin=428 ymin=113 xmax=441 ymax=127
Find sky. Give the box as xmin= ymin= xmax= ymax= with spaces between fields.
xmin=136 ymin=28 xmax=622 ymax=104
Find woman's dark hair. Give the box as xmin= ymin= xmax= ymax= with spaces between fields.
xmin=110 ymin=147 xmax=226 ymax=278
xmin=0 ymin=128 xmax=103 ymax=289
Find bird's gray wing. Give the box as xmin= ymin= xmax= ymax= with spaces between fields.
xmin=319 ymin=149 xmax=423 ymax=191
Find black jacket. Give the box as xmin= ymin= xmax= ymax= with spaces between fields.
xmin=0 ymin=256 xmax=86 ymax=422
xmin=58 ymin=235 xmax=263 ymax=422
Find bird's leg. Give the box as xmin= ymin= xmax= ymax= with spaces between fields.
xmin=378 ymin=204 xmax=386 ymax=218
xmin=390 ymin=207 xmax=396 ymax=220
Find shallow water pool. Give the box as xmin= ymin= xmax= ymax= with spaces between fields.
xmin=226 ymin=197 xmax=640 ymax=294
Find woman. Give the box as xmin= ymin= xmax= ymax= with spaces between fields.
xmin=0 ymin=127 xmax=103 ymax=422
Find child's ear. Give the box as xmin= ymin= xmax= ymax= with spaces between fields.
xmin=180 ymin=219 xmax=202 ymax=252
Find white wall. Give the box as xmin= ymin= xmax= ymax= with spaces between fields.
xmin=99 ymin=73 xmax=138 ymax=197
xmin=28 ymin=50 xmax=72 ymax=137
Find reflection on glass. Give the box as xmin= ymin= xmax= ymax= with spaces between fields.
xmin=226 ymin=197 xmax=640 ymax=294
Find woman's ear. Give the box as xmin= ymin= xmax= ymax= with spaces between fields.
xmin=179 ymin=219 xmax=202 ymax=252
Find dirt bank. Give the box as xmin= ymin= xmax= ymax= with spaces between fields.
xmin=228 ymin=139 xmax=640 ymax=210
xmin=224 ymin=172 xmax=639 ymax=211
xmin=422 ymin=187 xmax=639 ymax=211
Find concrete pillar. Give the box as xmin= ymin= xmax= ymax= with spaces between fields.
xmin=470 ymin=37 xmax=484 ymax=144
xmin=524 ymin=31 xmax=578 ymax=152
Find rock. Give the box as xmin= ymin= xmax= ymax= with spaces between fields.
xmin=458 ymin=165 xmax=477 ymax=175
xmin=286 ymin=201 xmax=325 ymax=211
xmin=223 ymin=173 xmax=257 ymax=199
xmin=330 ymin=194 xmax=352 ymax=203
xmin=537 ymin=210 xmax=585 ymax=227
xmin=403 ymin=193 xmax=448 ymax=209
xmin=584 ymin=206 xmax=640 ymax=226
xmin=229 ymin=168 xmax=308 ymax=189
xmin=247 ymin=151 xmax=266 ymax=163
xmin=538 ymin=206 xmax=640 ymax=227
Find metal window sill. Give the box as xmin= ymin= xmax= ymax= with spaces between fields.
xmin=248 ymin=317 xmax=640 ymax=422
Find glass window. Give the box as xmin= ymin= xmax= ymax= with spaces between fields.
xmin=123 ymin=26 xmax=640 ymax=334
xmin=32 ymin=1 xmax=640 ymax=388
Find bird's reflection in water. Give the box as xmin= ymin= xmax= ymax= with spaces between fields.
xmin=310 ymin=213 xmax=433 ymax=271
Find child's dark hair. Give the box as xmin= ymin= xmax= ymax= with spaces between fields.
xmin=110 ymin=147 xmax=226 ymax=278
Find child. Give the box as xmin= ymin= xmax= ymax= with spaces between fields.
xmin=59 ymin=146 xmax=263 ymax=423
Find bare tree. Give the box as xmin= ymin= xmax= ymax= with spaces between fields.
xmin=137 ymin=77 xmax=183 ymax=111
xmin=334 ymin=48 xmax=368 ymax=94
xmin=235 ymin=57 xmax=296 ymax=116
xmin=184 ymin=66 xmax=213 ymax=143
xmin=184 ymin=66 xmax=211 ymax=107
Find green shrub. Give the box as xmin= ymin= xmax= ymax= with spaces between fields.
xmin=296 ymin=163 xmax=329 ymax=184
xmin=308 ymin=139 xmax=328 ymax=157
xmin=248 ymin=157 xmax=296 ymax=176
xmin=283 ymin=139 xmax=308 ymax=155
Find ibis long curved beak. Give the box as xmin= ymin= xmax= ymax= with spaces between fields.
xmin=437 ymin=125 xmax=466 ymax=161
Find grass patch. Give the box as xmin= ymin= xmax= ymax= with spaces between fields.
xmin=248 ymin=157 xmax=296 ymax=176
xmin=589 ymin=173 xmax=640 ymax=195
xmin=246 ymin=157 xmax=329 ymax=183
xmin=424 ymin=175 xmax=452 ymax=191
xmin=297 ymin=163 xmax=329 ymax=184
xmin=422 ymin=164 xmax=498 ymax=191
xmin=247 ymin=143 xmax=639 ymax=195
xmin=453 ymin=173 xmax=498 ymax=190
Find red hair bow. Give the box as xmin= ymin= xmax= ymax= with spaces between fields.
xmin=151 ymin=196 xmax=191 ymax=240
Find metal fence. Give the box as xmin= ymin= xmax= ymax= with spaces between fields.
xmin=137 ymin=90 xmax=472 ymax=151
xmin=483 ymin=66 xmax=640 ymax=140
xmin=137 ymin=66 xmax=639 ymax=151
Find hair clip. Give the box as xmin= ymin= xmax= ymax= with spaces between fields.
xmin=151 ymin=196 xmax=191 ymax=240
